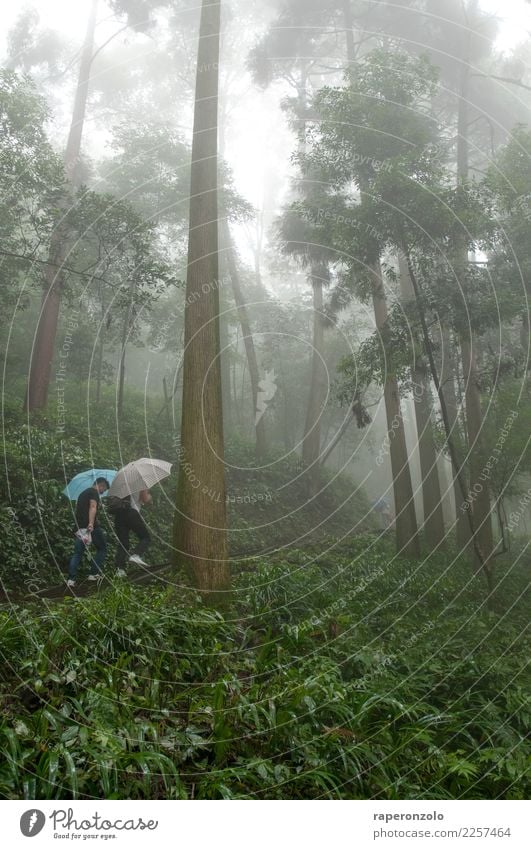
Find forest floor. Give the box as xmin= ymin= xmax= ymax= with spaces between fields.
xmin=1 ymin=534 xmax=529 ymax=800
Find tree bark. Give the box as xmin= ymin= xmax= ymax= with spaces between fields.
xmin=173 ymin=0 xmax=229 ymax=598
xmin=320 ymin=408 xmax=354 ymax=467
xmin=342 ymin=0 xmax=356 ymax=63
xmin=399 ymin=255 xmax=446 ymax=548
xmin=302 ymin=265 xmax=329 ymax=494
xmin=372 ymin=262 xmax=420 ymax=557
xmin=25 ymin=0 xmax=98 ymax=411
xmin=221 ymin=219 xmax=267 ymax=459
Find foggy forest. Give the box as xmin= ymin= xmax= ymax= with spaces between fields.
xmin=0 ymin=0 xmax=529 ymax=803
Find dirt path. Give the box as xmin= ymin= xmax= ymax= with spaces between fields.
xmin=0 ymin=561 xmax=176 ymax=606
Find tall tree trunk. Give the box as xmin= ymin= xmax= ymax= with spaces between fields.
xmin=95 ymin=340 xmax=104 ymax=404
xmin=95 ymin=288 xmax=106 ymax=404
xmin=402 ymin=250 xmax=494 ymax=595
xmin=279 ymin=359 xmax=293 ymax=451
xmin=25 ymin=0 xmax=98 ymax=411
xmin=295 ymin=66 xmax=329 ymax=493
xmin=302 ymin=264 xmax=329 ymax=493
xmin=372 ymin=262 xmax=420 ymax=557
xmin=399 ymin=255 xmax=446 ymax=548
xmin=456 ymin=3 xmax=494 ymax=566
xmin=221 ymin=219 xmax=267 ymax=460
xmin=173 ymin=0 xmax=229 ymax=598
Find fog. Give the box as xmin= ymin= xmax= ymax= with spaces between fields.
xmin=1 ymin=0 xmax=531 ymax=807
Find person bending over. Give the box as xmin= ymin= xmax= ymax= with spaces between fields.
xmin=114 ymin=489 xmax=152 ymax=577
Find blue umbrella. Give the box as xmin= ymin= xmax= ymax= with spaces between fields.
xmin=63 ymin=469 xmax=117 ymax=501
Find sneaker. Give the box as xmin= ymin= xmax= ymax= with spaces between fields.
xmin=116 ymin=569 xmax=127 ymax=578
xmin=129 ymin=554 xmax=149 ymax=567
xmin=88 ymin=574 xmax=104 ymax=582
xmin=66 ymin=579 xmax=76 ymax=588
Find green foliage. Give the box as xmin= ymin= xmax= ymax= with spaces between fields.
xmin=0 ymin=70 xmax=64 ymax=306
xmin=0 ymin=398 xmax=373 ymax=593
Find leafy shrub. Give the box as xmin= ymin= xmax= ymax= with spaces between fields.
xmin=0 ymin=540 xmax=528 ymax=800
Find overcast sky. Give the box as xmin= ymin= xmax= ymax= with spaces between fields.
xmin=1 ymin=0 xmax=530 ymax=234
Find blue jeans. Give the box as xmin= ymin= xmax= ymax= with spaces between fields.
xmin=68 ymin=526 xmax=107 ymax=580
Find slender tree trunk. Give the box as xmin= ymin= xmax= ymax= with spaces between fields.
xmin=173 ymin=0 xmax=229 ymax=598
xmin=294 ymin=66 xmax=330 ymax=493
xmin=302 ymin=265 xmax=329 ymax=493
xmin=95 ymin=289 xmax=105 ymax=404
xmin=460 ymin=335 xmax=494 ymax=560
xmin=320 ymin=408 xmax=354 ymax=467
xmin=399 ymin=255 xmax=446 ymax=548
xmin=411 ymin=363 xmax=447 ymax=547
xmin=402 ymin=250 xmax=494 ymax=595
xmin=342 ymin=0 xmax=355 ymax=63
xmin=279 ymin=359 xmax=292 ymax=451
xmin=221 ymin=219 xmax=267 ymax=459
xmin=372 ymin=262 xmax=420 ymax=556
xmin=96 ymin=339 xmax=104 ymax=404
xmin=520 ymin=312 xmax=529 ymax=361
xmin=253 ymin=210 xmax=265 ymax=289
xmin=240 ymin=359 xmax=247 ymax=412
xmin=440 ymin=325 xmax=471 ymax=548
xmin=25 ymin=0 xmax=98 ymax=411
xmin=117 ymin=277 xmax=135 ymax=418
xmin=232 ymin=337 xmax=240 ymax=426
xmin=456 ymin=5 xmax=494 ymax=567
xmin=156 ymin=356 xmax=184 ymax=420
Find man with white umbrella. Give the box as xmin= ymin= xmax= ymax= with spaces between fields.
xmin=114 ymin=488 xmax=152 ymax=575
xmin=107 ymin=458 xmax=172 ymax=577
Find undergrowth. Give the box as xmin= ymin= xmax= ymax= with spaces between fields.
xmin=0 ymin=536 xmax=528 ymax=800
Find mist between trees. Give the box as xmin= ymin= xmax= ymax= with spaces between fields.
xmin=0 ymin=0 xmax=529 ymax=804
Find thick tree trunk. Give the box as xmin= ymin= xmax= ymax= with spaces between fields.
xmin=221 ymin=219 xmax=267 ymax=460
xmin=372 ymin=262 xmax=420 ymax=557
xmin=399 ymin=255 xmax=446 ymax=548
xmin=173 ymin=0 xmax=229 ymax=598
xmin=25 ymin=0 xmax=98 ymax=412
xmin=302 ymin=265 xmax=328 ymax=494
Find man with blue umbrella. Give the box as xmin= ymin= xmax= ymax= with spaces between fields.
xmin=64 ymin=472 xmax=114 ymax=588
